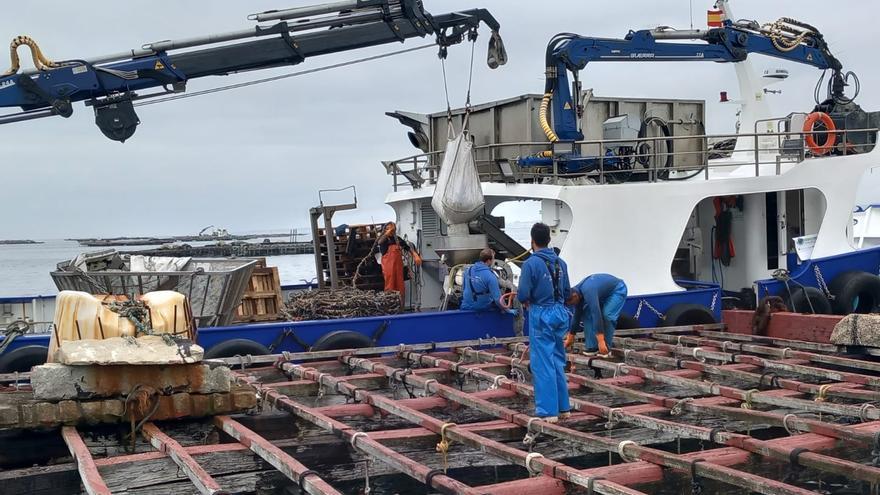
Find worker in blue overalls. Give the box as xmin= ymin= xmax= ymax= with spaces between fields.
xmin=461 ymin=248 xmax=504 ymax=311
xmin=568 ymin=274 xmax=628 ymax=358
xmin=517 ymin=223 xmax=571 ymax=422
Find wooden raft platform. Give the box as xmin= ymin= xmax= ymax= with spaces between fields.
xmin=3 ymin=327 xmax=880 ymax=494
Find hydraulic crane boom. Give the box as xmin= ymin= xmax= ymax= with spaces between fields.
xmin=545 ymin=16 xmax=845 ymax=141
xmin=0 ymin=0 xmax=506 ymax=141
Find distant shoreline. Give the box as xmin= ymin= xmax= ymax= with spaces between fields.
xmin=0 ymin=239 xmax=44 ymax=245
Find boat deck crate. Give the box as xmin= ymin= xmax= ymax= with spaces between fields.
xmin=317 ymin=223 xmax=385 ymax=290
xmin=234 ymin=258 xmax=284 ymax=323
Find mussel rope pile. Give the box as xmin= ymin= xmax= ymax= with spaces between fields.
xmin=281 ymin=288 xmax=401 ymax=321
xmin=107 ymin=299 xmax=152 ymax=336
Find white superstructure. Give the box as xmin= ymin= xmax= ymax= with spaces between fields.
xmin=383 ymin=49 xmax=878 ymax=310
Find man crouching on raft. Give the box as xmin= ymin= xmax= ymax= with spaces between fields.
xmin=516 ymin=223 xmax=572 ymax=423
xmin=567 ymin=274 xmax=628 ymax=358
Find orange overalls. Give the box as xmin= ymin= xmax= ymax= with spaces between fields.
xmin=382 ymin=240 xmax=405 ymax=306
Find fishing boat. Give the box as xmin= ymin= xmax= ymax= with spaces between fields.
xmin=5 ymin=3 xmax=880 ymax=494
xmin=382 ymin=1 xmax=880 ymax=336
xmin=3 ymin=1 xmax=880 ymax=373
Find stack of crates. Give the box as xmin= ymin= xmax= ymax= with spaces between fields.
xmin=234 ymin=258 xmax=284 ymax=323
xmin=316 ymin=223 xmax=385 ymax=290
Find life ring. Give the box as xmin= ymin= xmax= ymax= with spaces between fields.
xmin=803 ymin=112 xmax=837 ymax=156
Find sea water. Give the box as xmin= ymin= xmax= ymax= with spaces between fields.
xmin=0 ymin=238 xmax=316 ymax=297
xmin=0 ymin=224 xmax=534 ymax=297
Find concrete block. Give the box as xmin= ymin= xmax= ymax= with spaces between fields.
xmin=1 ymin=389 xmax=258 ymax=430
xmin=31 ymin=363 xmax=231 ymax=400
xmin=191 ymin=394 xmax=209 ymax=414
xmin=104 ymin=399 xmax=124 ymax=418
xmin=79 ymin=401 xmax=101 ymax=424
xmin=170 ymin=393 xmax=191 ymax=418
xmin=211 ymin=393 xmax=230 ymax=415
xmin=58 ymin=400 xmax=80 ymax=424
xmin=35 ymin=403 xmax=56 ymax=426
xmin=232 ymin=390 xmax=258 ymax=410
xmin=18 ymin=403 xmax=36 ymax=428
xmin=54 ymin=335 xmax=203 ymax=366
xmin=0 ymin=405 xmax=18 ymax=428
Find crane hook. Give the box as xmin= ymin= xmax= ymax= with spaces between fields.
xmin=487 ymin=31 xmax=507 ymax=69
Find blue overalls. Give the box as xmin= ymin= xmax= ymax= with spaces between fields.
xmin=460 ymin=261 xmax=503 ymax=311
xmin=571 ymin=274 xmax=628 ymax=352
xmin=517 ymin=248 xmax=571 ymax=417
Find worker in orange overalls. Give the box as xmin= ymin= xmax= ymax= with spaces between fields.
xmin=376 ymin=222 xmax=420 ymax=307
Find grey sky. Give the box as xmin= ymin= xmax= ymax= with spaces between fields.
xmin=0 ymin=1 xmax=877 ymax=239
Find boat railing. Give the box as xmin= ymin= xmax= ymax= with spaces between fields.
xmin=385 ymin=126 xmax=879 ymax=191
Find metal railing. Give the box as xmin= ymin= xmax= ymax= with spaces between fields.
xmin=384 ymin=126 xmax=879 ymax=191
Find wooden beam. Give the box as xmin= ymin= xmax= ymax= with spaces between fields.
xmin=60 ymin=427 xmax=112 ymax=495
xmin=214 ymin=416 xmax=341 ymax=495
xmin=141 ymin=423 xmax=227 ymax=495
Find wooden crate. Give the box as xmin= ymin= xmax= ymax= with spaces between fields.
xmin=318 ymin=223 xmax=386 ymax=289
xmin=235 ymin=259 xmax=284 ymax=323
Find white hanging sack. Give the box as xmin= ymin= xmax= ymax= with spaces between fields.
xmin=431 ymin=118 xmax=484 ymax=225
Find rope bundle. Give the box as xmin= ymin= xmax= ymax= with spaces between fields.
xmin=281 ymin=288 xmax=401 ymax=321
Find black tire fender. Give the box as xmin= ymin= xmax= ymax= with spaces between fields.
xmin=828 ymin=270 xmax=880 ymax=315
xmin=662 ymin=304 xmax=716 ymax=327
xmin=781 ymin=286 xmax=833 ymax=315
xmin=204 ymin=339 xmax=270 ymax=359
xmin=616 ymin=313 xmax=641 ymax=330
xmin=0 ymin=345 xmax=48 ymax=373
xmin=310 ymin=331 xmax=374 ymax=351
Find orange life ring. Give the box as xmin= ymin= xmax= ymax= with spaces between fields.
xmin=803 ymin=112 xmax=837 ymax=156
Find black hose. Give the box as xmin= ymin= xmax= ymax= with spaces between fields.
xmin=661 ymin=119 xmax=708 ymax=181
xmin=813 ymin=70 xmax=827 ymax=106
xmin=835 ymin=71 xmax=860 ymax=105
xmin=814 ymin=69 xmax=860 ymax=107
xmin=638 ymin=115 xmax=705 ymax=181
xmin=638 ymin=116 xmax=674 ymax=173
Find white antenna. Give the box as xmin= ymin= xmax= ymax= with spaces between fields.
xmin=689 ymin=0 xmax=694 ymax=30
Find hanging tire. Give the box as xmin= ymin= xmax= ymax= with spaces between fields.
xmin=662 ymin=304 xmax=716 ymax=327
xmin=310 ymin=331 xmax=374 ymax=351
xmin=0 ymin=345 xmax=48 ymax=373
xmin=616 ymin=313 xmax=641 ymax=330
xmin=781 ymin=286 xmax=832 ymax=315
xmin=828 ymin=271 xmax=880 ymax=315
xmin=203 ymin=339 xmax=270 ymax=359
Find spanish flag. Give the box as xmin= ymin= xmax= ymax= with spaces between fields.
xmin=707 ymin=9 xmax=724 ymax=28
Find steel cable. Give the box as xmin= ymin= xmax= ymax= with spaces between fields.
xmin=134 ymin=43 xmax=435 ymax=108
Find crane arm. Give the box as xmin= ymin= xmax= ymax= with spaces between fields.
xmin=0 ymin=1 xmax=505 ymax=141
xmin=546 ymin=19 xmax=843 ymax=140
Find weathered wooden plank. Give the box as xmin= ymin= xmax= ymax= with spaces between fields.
xmin=141 ymin=423 xmax=225 ymax=495
xmin=215 ymin=415 xmax=341 ymax=495
xmin=60 ymin=426 xmax=111 ymax=495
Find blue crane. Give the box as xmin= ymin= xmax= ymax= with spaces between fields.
xmin=545 ymin=18 xmax=844 ymax=141
xmin=0 ymin=0 xmax=506 ymax=141
xmin=529 ymin=15 xmax=865 ymax=177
